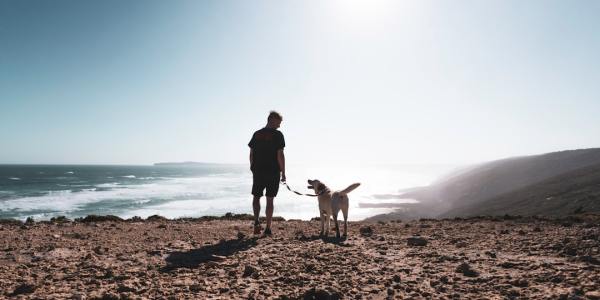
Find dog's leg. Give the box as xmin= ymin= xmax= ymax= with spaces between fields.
xmin=342 ymin=207 xmax=348 ymax=237
xmin=319 ymin=211 xmax=325 ymax=236
xmin=324 ymin=213 xmax=330 ymax=237
xmin=333 ymin=212 xmax=340 ymax=238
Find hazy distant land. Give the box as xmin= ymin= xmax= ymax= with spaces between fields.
xmin=368 ymin=148 xmax=600 ymax=221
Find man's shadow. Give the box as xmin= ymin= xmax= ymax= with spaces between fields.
xmin=161 ymin=237 xmax=258 ymax=272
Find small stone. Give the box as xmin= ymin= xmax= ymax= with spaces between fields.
xmin=116 ymin=284 xmax=137 ymax=293
xmin=10 ymin=283 xmax=36 ymax=296
xmin=550 ymin=274 xmax=565 ymax=283
xmin=579 ymin=255 xmax=600 ymax=265
xmin=93 ymin=246 xmax=104 ymax=255
xmin=484 ymin=251 xmax=497 ymax=258
xmin=71 ymin=293 xmax=86 ymax=300
xmin=393 ymin=274 xmax=401 ymax=283
xmin=102 ymin=269 xmax=115 ymax=279
xmin=455 ymin=241 xmax=467 ymax=248
xmin=243 ymin=265 xmax=259 ymax=277
xmin=237 ymin=231 xmax=246 ymax=240
xmin=303 ymin=287 xmax=341 ymax=300
xmin=500 ymin=261 xmax=516 ymax=269
xmin=407 ymin=236 xmax=428 ymax=246
xmin=100 ymin=292 xmax=120 ymax=300
xmin=585 ymin=291 xmax=600 ymax=300
xmin=455 ymin=262 xmax=479 ymax=277
xmin=505 ymin=288 xmax=520 ymax=297
xmin=563 ymin=246 xmax=577 ymax=256
xmin=360 ymin=226 xmax=373 ymax=237
xmin=510 ymin=279 xmax=529 ymax=287
xmin=190 ymin=284 xmax=202 ymax=292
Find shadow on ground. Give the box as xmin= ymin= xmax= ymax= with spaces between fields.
xmin=162 ymin=237 xmax=258 ymax=271
xmin=295 ymin=233 xmax=349 ymax=245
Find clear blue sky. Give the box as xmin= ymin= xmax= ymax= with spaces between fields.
xmin=1 ymin=0 xmax=599 ymax=165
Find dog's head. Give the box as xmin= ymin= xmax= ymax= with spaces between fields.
xmin=307 ymin=179 xmax=328 ymax=194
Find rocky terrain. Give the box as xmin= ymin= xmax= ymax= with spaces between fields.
xmin=1 ymin=214 xmax=599 ymax=299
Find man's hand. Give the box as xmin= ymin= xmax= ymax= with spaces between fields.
xmin=277 ymin=149 xmax=285 ymax=182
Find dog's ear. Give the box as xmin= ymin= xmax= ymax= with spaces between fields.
xmin=317 ymin=183 xmax=325 ymax=192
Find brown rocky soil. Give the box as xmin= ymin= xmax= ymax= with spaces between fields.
xmin=0 ymin=214 xmax=599 ymax=299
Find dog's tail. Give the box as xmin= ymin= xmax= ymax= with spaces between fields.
xmin=340 ymin=183 xmax=361 ymax=195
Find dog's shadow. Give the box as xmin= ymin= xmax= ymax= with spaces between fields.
xmin=296 ymin=234 xmax=349 ymax=245
xmin=161 ymin=237 xmax=258 ymax=272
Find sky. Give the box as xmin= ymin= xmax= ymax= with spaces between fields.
xmin=1 ymin=0 xmax=599 ymax=165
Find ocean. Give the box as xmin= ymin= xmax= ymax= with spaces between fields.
xmin=0 ymin=164 xmax=456 ymax=221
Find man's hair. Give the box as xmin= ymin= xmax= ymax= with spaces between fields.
xmin=268 ymin=111 xmax=282 ymax=121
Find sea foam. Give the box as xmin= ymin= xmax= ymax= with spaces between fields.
xmin=0 ymin=175 xmax=251 ymax=218
xmin=0 ymin=164 xmax=453 ymax=221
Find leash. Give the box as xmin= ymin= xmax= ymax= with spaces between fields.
xmin=281 ymin=180 xmax=328 ymax=197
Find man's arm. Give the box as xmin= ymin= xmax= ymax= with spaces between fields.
xmin=277 ymin=149 xmax=286 ymax=182
xmin=249 ymin=149 xmax=254 ymax=166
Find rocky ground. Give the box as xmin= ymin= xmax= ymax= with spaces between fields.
xmin=0 ymin=214 xmax=599 ymax=299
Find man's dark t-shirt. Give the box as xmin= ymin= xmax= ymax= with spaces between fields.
xmin=248 ymin=128 xmax=285 ymax=173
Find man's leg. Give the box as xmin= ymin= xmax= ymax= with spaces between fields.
xmin=253 ymin=196 xmax=261 ymax=224
xmin=265 ymin=197 xmax=274 ymax=230
xmin=263 ymin=172 xmax=279 ymax=235
xmin=253 ymin=195 xmax=261 ymax=234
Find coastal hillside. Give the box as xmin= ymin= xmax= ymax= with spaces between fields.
xmin=399 ymin=148 xmax=600 ymax=217
xmin=441 ymin=163 xmax=600 ymax=217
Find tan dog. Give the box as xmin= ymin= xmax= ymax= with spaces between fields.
xmin=307 ymin=179 xmax=361 ymax=238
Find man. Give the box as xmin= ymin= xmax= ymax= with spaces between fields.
xmin=248 ymin=111 xmax=286 ymax=235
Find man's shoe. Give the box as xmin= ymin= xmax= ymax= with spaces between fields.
xmin=263 ymin=228 xmax=272 ymax=236
xmin=253 ymin=224 xmax=261 ymax=235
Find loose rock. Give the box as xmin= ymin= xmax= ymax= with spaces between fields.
xmin=407 ymin=236 xmax=428 ymax=246
xmin=11 ymin=283 xmax=36 ymax=296
xmin=359 ymin=226 xmax=373 ymax=237
xmin=455 ymin=262 xmax=479 ymax=277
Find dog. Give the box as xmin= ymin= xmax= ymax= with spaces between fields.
xmin=307 ymin=179 xmax=360 ymax=238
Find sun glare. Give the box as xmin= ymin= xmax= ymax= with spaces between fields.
xmin=330 ymin=0 xmax=399 ymax=30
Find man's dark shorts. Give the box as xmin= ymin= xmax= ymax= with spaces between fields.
xmin=252 ymin=172 xmax=280 ymax=197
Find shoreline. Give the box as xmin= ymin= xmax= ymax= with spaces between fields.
xmin=3 ymin=211 xmax=599 ymax=225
